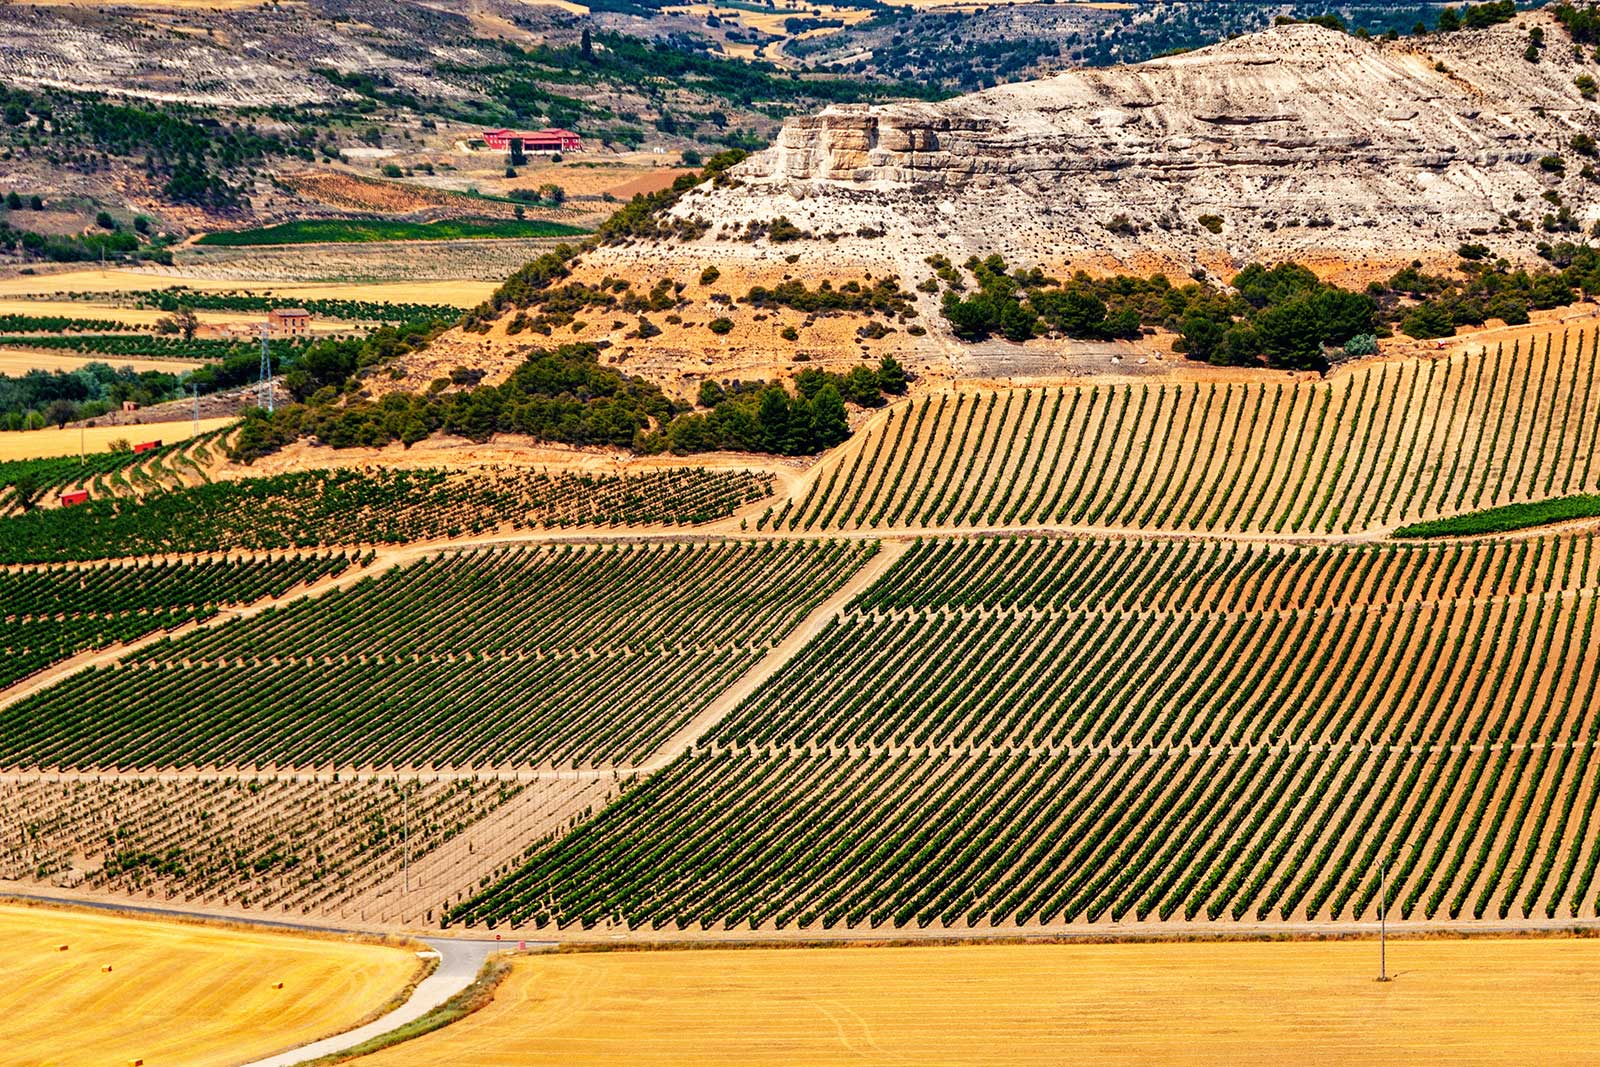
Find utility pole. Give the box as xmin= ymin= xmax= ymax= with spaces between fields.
xmin=258 ymin=323 xmax=274 ymax=414
xmin=403 ymin=782 xmax=410 ymax=894
xmin=1378 ymin=856 xmax=1392 ymax=983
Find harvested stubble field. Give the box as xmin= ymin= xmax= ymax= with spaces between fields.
xmin=452 ymin=532 xmax=1600 ymax=932
xmin=0 ymin=270 xmax=498 ymax=307
xmin=771 ymin=331 xmax=1600 ymax=536
xmin=0 ymin=902 xmax=418 ymax=1067
xmin=0 ymin=539 xmax=875 ymax=770
xmin=349 ymin=939 xmax=1600 ymax=1067
xmin=0 ymin=349 xmax=207 ymax=375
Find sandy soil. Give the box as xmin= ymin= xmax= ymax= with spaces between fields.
xmin=0 ymin=900 xmax=420 ymax=1067
xmin=350 ymin=938 xmax=1600 ymax=1067
xmin=0 ymin=416 xmax=236 ymax=462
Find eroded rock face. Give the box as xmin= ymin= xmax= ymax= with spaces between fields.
xmin=640 ymin=16 xmax=1600 ymax=285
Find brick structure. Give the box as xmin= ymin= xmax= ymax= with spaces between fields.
xmin=267 ymin=308 xmax=312 ymax=336
xmin=482 ymin=128 xmax=583 ymax=153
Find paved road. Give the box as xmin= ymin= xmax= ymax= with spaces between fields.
xmin=236 ymin=935 xmax=536 ymax=1067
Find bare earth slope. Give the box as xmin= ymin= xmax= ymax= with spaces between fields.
xmin=605 ymin=16 xmax=1597 ymax=289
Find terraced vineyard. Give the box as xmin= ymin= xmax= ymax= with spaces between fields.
xmin=0 ymin=773 xmax=610 ymax=925
xmin=0 ymin=552 xmax=362 ymax=690
xmin=0 ymin=540 xmax=874 ymax=770
xmin=450 ymin=532 xmax=1600 ymax=931
xmin=0 ymin=465 xmax=774 ymax=563
xmin=768 ymin=334 xmax=1600 ymax=536
xmin=0 ymin=430 xmax=230 ymax=517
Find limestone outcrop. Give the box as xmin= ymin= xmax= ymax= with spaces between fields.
xmin=599 ymin=16 xmax=1600 ymax=288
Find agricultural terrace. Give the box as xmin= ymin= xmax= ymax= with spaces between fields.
xmin=0 ymin=540 xmax=875 ymax=770
xmin=348 ymin=940 xmax=1600 ymax=1067
xmin=0 ymin=902 xmax=419 ymax=1067
xmin=0 ymin=551 xmax=363 ymax=689
xmin=0 ymin=466 xmax=774 ymax=562
xmin=0 ymin=425 xmax=229 ymax=486
xmin=770 ymin=332 xmax=1600 ymax=536
xmin=452 ymin=532 xmax=1600 ymax=931
xmin=1 ymin=775 xmax=610 ymax=926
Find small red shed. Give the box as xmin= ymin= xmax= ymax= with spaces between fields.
xmin=59 ymin=490 xmax=89 ymax=507
xmin=133 ymin=440 xmax=161 ymax=454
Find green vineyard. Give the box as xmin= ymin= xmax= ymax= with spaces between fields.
xmin=0 ymin=540 xmax=874 ymax=769
xmin=0 ymin=465 xmax=774 ymax=563
xmin=0 ymin=552 xmax=361 ymax=689
xmin=769 ymin=334 xmax=1600 ymax=536
xmin=449 ymin=532 xmax=1600 ymax=931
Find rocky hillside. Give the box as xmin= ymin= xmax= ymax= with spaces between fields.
xmin=591 ymin=14 xmax=1600 ymax=291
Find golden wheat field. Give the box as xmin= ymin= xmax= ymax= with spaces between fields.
xmin=353 ymin=939 xmax=1600 ymax=1067
xmin=0 ymin=902 xmax=420 ymax=1067
xmin=0 ymin=350 xmax=207 ymax=375
xmin=0 ymin=417 xmax=237 ymax=461
xmin=0 ymin=270 xmax=497 ymax=307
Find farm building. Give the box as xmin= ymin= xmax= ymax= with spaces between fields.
xmin=58 ymin=490 xmax=89 ymax=507
xmin=481 ymin=128 xmax=583 ymax=154
xmin=267 ymin=308 xmax=312 ymax=336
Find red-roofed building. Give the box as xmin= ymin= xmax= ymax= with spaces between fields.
xmin=482 ymin=128 xmax=583 ymax=154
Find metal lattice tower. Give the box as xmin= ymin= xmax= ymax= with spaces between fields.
xmin=258 ymin=323 xmax=274 ymax=414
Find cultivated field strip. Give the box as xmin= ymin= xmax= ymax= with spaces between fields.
xmin=0 ymin=465 xmax=776 ymax=564
xmin=0 ymin=540 xmax=876 ymax=770
xmin=770 ymin=334 xmax=1600 ymax=535
xmin=718 ymin=535 xmax=1600 ymax=751
xmin=0 ymin=552 xmax=362 ymax=690
xmin=0 ymin=773 xmax=608 ymax=926
xmin=451 ymin=532 xmax=1600 ymax=931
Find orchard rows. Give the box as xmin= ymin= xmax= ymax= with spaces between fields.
xmin=769 ymin=333 xmax=1600 ymax=535
xmin=451 ymin=531 xmax=1600 ymax=932
xmin=0 ymin=773 xmax=610 ymax=926
xmin=0 ymin=540 xmax=875 ymax=770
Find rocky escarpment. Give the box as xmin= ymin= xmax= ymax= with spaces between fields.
xmin=590 ymin=15 xmax=1600 ymax=288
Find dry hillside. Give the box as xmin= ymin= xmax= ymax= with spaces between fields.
xmin=600 ymin=15 xmax=1600 ymax=294
xmin=398 ymin=13 xmax=1600 ymax=390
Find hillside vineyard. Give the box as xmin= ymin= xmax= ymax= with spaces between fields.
xmin=452 ymin=533 xmax=1600 ymax=931
xmin=771 ymin=335 xmax=1600 ymax=535
xmin=0 ymin=541 xmax=875 ymax=769
xmin=9 ymin=341 xmax=1600 ymax=935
